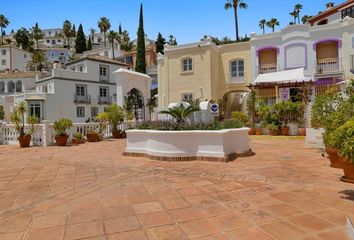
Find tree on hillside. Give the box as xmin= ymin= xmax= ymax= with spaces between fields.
xmin=294 ymin=4 xmax=303 ymax=24
xmin=266 ymin=18 xmax=280 ymax=32
xmin=98 ymin=17 xmax=111 ymax=47
xmin=75 ymin=24 xmax=86 ymax=54
xmin=71 ymin=24 xmax=76 ymax=38
xmin=27 ymin=50 xmax=51 ymax=71
xmin=224 ymin=0 xmax=248 ymax=42
xmin=118 ymin=23 xmax=122 ymax=35
xmin=259 ymin=19 xmax=266 ymax=34
xmin=135 ymin=4 xmax=147 ymax=74
xmin=301 ymin=15 xmax=312 ymax=24
xmin=168 ymin=35 xmax=177 ymax=46
xmin=290 ymin=10 xmax=298 ymax=25
xmin=155 ymin=32 xmax=166 ymax=54
xmin=63 ymin=20 xmax=72 ymax=48
xmin=87 ymin=37 xmax=92 ymax=50
xmin=107 ymin=30 xmax=118 ymax=58
xmin=89 ymin=28 xmax=96 ymax=41
xmin=200 ymin=35 xmax=236 ymax=45
xmin=30 ymin=23 xmax=43 ymax=50
xmin=118 ymin=30 xmax=133 ymax=51
xmin=14 ymin=28 xmax=32 ymax=50
xmin=0 ymin=14 xmax=10 ymax=45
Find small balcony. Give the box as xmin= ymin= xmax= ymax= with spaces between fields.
xmin=98 ymin=96 xmax=111 ymax=105
xmin=315 ymin=58 xmax=342 ymax=74
xmin=258 ymin=63 xmax=278 ymax=75
xmin=99 ymin=75 xmax=109 ymax=83
xmin=74 ymin=94 xmax=91 ymax=104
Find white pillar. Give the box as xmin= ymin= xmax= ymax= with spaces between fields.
xmin=41 ymin=120 xmax=51 ymax=146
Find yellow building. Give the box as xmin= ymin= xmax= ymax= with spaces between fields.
xmin=157 ymin=38 xmax=251 ymax=118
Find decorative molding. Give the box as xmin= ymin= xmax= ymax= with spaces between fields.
xmin=284 ymin=43 xmax=308 ymax=70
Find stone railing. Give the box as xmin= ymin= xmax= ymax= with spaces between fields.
xmin=0 ymin=121 xmax=134 ymax=146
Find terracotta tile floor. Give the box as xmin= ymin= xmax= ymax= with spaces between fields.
xmin=0 ymin=137 xmax=353 ymax=240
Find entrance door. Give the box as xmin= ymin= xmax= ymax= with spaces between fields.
xmin=28 ymin=101 xmax=42 ymax=120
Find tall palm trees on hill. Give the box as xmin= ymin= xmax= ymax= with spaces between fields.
xmin=0 ymin=14 xmax=10 ymax=45
xmin=107 ymin=30 xmax=118 ymax=58
xmin=224 ymin=0 xmax=248 ymax=42
xmin=259 ymin=19 xmax=266 ymax=34
xmin=30 ymin=23 xmax=43 ymax=50
xmin=63 ymin=20 xmax=72 ymax=48
xmin=294 ymin=4 xmax=303 ymax=24
xmin=267 ymin=18 xmax=280 ymax=32
xmin=97 ymin=17 xmax=111 ymax=48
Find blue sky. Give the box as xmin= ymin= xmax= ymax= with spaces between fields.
xmin=0 ymin=0 xmax=342 ymax=44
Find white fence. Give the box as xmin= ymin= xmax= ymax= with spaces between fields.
xmin=0 ymin=121 xmax=134 ymax=146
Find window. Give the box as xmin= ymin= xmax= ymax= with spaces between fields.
xmin=104 ymin=51 xmax=109 ymax=57
xmin=1 ymin=59 xmax=6 ymax=65
xmin=1 ymin=49 xmax=6 ymax=55
xmin=78 ymin=65 xmax=84 ymax=72
xmin=91 ymin=107 xmax=98 ymax=118
xmin=181 ymin=93 xmax=193 ymax=102
xmin=24 ymin=54 xmax=27 ymax=58
xmin=182 ymin=58 xmax=193 ymax=72
xmin=230 ymin=60 xmax=244 ymax=79
xmin=15 ymin=81 xmax=22 ymax=92
xmin=28 ymin=101 xmax=42 ymax=119
xmin=99 ymin=87 xmax=109 ymax=97
xmin=77 ymin=107 xmax=85 ymax=117
xmin=58 ymin=39 xmax=61 ymax=43
xmin=99 ymin=66 xmax=108 ymax=76
xmin=52 ymin=40 xmax=55 ymax=44
xmin=76 ymin=85 xmax=86 ymax=96
xmin=0 ymin=82 xmax=4 ymax=93
xmin=126 ymin=56 xmax=133 ymax=64
xmin=8 ymin=81 xmax=14 ymax=93
xmin=342 ymin=6 xmax=354 ymax=19
xmin=318 ymin=19 xmax=328 ymax=25
xmin=46 ymin=40 xmax=50 ymax=43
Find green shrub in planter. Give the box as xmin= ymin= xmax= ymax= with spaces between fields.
xmin=107 ymin=104 xmax=124 ymax=131
xmin=53 ymin=118 xmax=73 ymax=136
xmin=335 ymin=120 xmax=354 ymax=163
xmin=231 ymin=111 xmax=248 ymax=126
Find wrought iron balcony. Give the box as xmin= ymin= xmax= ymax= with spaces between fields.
xmin=74 ymin=94 xmax=91 ymax=104
xmin=315 ymin=57 xmax=342 ymax=74
xmin=98 ymin=96 xmax=111 ymax=105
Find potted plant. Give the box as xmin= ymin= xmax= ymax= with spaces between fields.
xmin=86 ymin=129 xmax=98 ymax=142
xmin=53 ymin=118 xmax=73 ymax=146
xmin=297 ymin=116 xmax=307 ymax=136
xmin=334 ymin=120 xmax=354 ymax=182
xmin=246 ymin=90 xmax=257 ymax=135
xmin=72 ymin=132 xmax=85 ymax=145
xmin=107 ymin=104 xmax=124 ymax=139
xmin=10 ymin=101 xmax=39 ymax=148
xmin=96 ymin=112 xmax=109 ymax=141
xmin=267 ymin=123 xmax=280 ymax=136
xmin=231 ymin=111 xmax=248 ymax=127
xmin=121 ymin=130 xmax=127 ymax=138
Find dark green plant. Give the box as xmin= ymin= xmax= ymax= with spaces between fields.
xmin=30 ymin=22 xmax=43 ymax=50
xmin=246 ymin=90 xmax=257 ymax=126
xmin=0 ymin=106 xmax=4 ymax=120
xmin=14 ymin=28 xmax=32 ymax=51
xmin=53 ymin=118 xmax=73 ymax=136
xmin=107 ymin=30 xmax=118 ymax=58
xmin=159 ymin=105 xmax=200 ymax=124
xmin=97 ymin=17 xmax=111 ymax=47
xmin=135 ymin=4 xmax=147 ymax=73
xmin=155 ymin=32 xmax=166 ymax=54
xmin=224 ymin=0 xmax=248 ymax=42
xmin=96 ymin=112 xmax=109 ymax=134
xmin=231 ymin=111 xmax=248 ymax=125
xmin=63 ymin=20 xmax=72 ymax=48
xmin=73 ymin=132 xmax=83 ymax=139
xmin=11 ymin=101 xmax=27 ymax=136
xmin=75 ymin=24 xmax=86 ymax=54
xmin=87 ymin=37 xmax=92 ymax=50
xmin=0 ymin=14 xmax=10 ymax=45
xmin=334 ymin=120 xmax=354 ymax=163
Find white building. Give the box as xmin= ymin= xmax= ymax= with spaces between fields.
xmin=0 ymin=45 xmax=32 ymax=72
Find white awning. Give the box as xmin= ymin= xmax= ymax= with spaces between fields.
xmin=254 ymin=68 xmax=312 ymax=84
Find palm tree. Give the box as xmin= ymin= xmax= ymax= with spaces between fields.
xmin=259 ymin=19 xmax=266 ymax=34
xmin=266 ymin=18 xmax=280 ymax=32
xmin=107 ymin=30 xmax=118 ymax=59
xmin=294 ymin=4 xmax=303 ymax=24
xmin=290 ymin=10 xmax=298 ymax=25
xmin=89 ymin=28 xmax=96 ymax=41
xmin=159 ymin=105 xmax=200 ymax=124
xmin=0 ymin=14 xmax=10 ymax=45
xmin=30 ymin=22 xmax=43 ymax=50
xmin=97 ymin=17 xmax=111 ymax=47
xmin=224 ymin=0 xmax=248 ymax=42
xmin=11 ymin=101 xmax=27 ymax=136
xmin=27 ymin=50 xmax=51 ymax=71
xmin=62 ymin=20 xmax=72 ymax=48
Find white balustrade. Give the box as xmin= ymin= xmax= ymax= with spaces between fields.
xmin=0 ymin=122 xmax=131 ymax=146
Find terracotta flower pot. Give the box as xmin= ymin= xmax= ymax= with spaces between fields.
xmin=112 ymin=130 xmax=121 ymax=139
xmin=269 ymin=130 xmax=279 ymax=136
xmin=340 ymin=156 xmax=354 ymax=183
xmin=86 ymin=133 xmax=98 ymax=142
xmin=121 ymin=132 xmax=127 ymax=138
xmin=18 ymin=135 xmax=31 ymax=148
xmin=97 ymin=134 xmax=104 ymax=142
xmin=280 ymin=127 xmax=289 ymax=136
xmin=255 ymin=129 xmax=262 ymax=135
xmin=248 ymin=128 xmax=256 ymax=135
xmin=55 ymin=135 xmax=69 ymax=146
xmin=298 ymin=127 xmax=306 ymax=136
xmin=326 ymin=147 xmax=342 ymax=169
xmin=72 ymin=138 xmax=85 ymax=145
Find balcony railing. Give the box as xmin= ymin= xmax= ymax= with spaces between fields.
xmin=315 ymin=58 xmax=341 ymax=74
xmin=258 ymin=63 xmax=277 ymax=74
xmin=74 ymin=94 xmax=91 ymax=104
xmin=98 ymin=96 xmax=111 ymax=105
xmin=99 ymin=75 xmax=109 ymax=82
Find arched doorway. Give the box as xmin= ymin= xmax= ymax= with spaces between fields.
xmin=126 ymin=88 xmax=145 ymax=121
xmin=222 ymin=89 xmax=249 ymax=119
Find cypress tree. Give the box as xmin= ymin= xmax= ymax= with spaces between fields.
xmin=118 ymin=23 xmax=122 ymax=35
xmin=135 ymin=4 xmax=146 ymax=74
xmin=75 ymin=24 xmax=86 ymax=53
xmin=87 ymin=37 xmax=92 ymax=50
xmin=155 ymin=32 xmax=166 ymax=54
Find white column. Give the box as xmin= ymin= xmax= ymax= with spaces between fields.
xmin=41 ymin=120 xmax=51 ymax=147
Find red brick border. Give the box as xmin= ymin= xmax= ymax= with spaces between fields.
xmin=123 ymin=150 xmax=254 ymax=163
